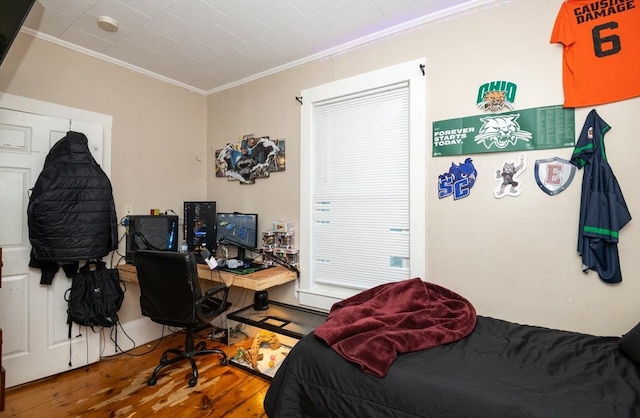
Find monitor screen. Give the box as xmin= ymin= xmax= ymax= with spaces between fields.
xmin=216 ymin=213 xmax=259 ymax=249
xmin=125 ymin=215 xmax=179 ymax=264
xmin=183 ymin=201 xmax=217 ymax=254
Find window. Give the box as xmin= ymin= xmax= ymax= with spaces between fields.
xmin=299 ymin=59 xmax=426 ymax=310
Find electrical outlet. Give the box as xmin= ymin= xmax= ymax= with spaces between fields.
xmin=124 ymin=205 xmax=133 ymax=216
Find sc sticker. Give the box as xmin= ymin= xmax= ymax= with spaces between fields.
xmin=438 ymin=158 xmax=477 ymax=200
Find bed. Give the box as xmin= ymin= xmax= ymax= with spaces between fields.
xmin=263 ymin=279 xmax=640 ymax=418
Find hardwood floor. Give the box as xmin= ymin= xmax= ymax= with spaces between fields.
xmin=1 ymin=328 xmax=271 ymax=417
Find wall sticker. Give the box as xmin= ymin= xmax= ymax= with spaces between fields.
xmin=476 ymin=80 xmax=517 ymax=111
xmin=534 ymin=157 xmax=576 ymax=196
xmin=494 ymin=153 xmax=526 ymax=198
xmin=437 ymin=157 xmax=478 ymax=200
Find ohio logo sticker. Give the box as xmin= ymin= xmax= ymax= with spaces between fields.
xmin=438 ymin=157 xmax=478 ymax=200
xmin=477 ymin=80 xmax=517 ymax=111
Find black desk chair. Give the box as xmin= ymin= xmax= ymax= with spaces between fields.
xmin=134 ymin=250 xmax=231 ymax=387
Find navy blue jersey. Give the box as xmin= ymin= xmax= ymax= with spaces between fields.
xmin=570 ymin=110 xmax=631 ymax=283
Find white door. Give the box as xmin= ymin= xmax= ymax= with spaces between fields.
xmin=0 ymin=107 xmax=106 ymax=387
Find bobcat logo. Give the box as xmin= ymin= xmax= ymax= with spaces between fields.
xmin=477 ymin=91 xmax=514 ymax=111
xmin=474 ymin=114 xmax=532 ymax=150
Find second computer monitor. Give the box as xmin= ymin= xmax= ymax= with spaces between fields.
xmin=216 ymin=212 xmax=258 ymax=252
xmin=183 ymin=201 xmax=217 ymax=254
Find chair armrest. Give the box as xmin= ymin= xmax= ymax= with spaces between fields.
xmin=203 ymin=283 xmax=228 ymax=298
xmin=196 ymin=285 xmax=231 ymax=321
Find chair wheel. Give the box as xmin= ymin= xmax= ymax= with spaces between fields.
xmin=220 ymin=357 xmax=228 ymax=366
xmin=188 ymin=377 xmax=197 ymax=387
xmin=147 ymin=377 xmax=157 ymax=386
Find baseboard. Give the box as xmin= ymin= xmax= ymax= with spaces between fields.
xmin=99 ymin=318 xmax=173 ymax=358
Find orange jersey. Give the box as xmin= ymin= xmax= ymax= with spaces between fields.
xmin=550 ymin=0 xmax=640 ymax=108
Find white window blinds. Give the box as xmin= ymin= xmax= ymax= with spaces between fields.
xmin=299 ymin=58 xmax=426 ymax=310
xmin=311 ymin=82 xmax=410 ymax=290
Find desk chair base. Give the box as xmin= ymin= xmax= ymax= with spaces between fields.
xmin=147 ymin=328 xmax=228 ymax=388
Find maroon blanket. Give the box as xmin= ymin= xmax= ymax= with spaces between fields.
xmin=313 ymin=278 xmax=476 ymax=377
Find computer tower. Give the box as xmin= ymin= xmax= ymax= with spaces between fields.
xmin=125 ymin=215 xmax=179 ymax=264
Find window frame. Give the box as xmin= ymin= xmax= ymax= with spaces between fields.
xmin=298 ymin=58 xmax=426 ymax=310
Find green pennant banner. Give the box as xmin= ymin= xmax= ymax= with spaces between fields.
xmin=432 ymin=105 xmax=575 ymax=157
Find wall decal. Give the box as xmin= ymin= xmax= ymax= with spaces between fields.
xmin=534 ymin=157 xmax=576 ymax=196
xmin=494 ymin=153 xmax=526 ymax=198
xmin=476 ymin=80 xmax=517 ymax=111
xmin=215 ymin=134 xmax=286 ymax=184
xmin=432 ymin=105 xmax=575 ymax=157
xmin=438 ymin=157 xmax=478 ymax=200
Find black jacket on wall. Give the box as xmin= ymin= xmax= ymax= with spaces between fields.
xmin=27 ymin=131 xmax=118 ymax=284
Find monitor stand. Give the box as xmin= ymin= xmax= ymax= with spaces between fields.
xmin=237 ymin=247 xmax=247 ymax=263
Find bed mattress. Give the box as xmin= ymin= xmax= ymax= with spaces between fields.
xmin=264 ymin=316 xmax=640 ymax=418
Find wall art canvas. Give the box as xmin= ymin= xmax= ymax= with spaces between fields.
xmin=216 ymin=134 xmax=286 ymax=185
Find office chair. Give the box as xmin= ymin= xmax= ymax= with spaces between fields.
xmin=134 ymin=250 xmax=231 ymax=387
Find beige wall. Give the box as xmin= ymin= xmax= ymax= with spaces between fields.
xmin=207 ymin=0 xmax=639 ymax=336
xmin=1 ymin=0 xmax=637 ymax=336
xmin=1 ymin=34 xmax=208 ymax=323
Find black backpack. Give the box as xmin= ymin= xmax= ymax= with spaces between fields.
xmin=65 ymin=259 xmax=125 ymax=334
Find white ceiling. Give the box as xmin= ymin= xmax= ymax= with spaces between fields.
xmin=21 ymin=0 xmax=493 ymax=95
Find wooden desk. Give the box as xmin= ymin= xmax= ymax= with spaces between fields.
xmin=117 ymin=263 xmax=297 ymax=291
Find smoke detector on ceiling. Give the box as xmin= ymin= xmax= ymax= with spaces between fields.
xmin=97 ymin=16 xmax=118 ymax=32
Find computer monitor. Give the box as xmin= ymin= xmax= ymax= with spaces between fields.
xmin=125 ymin=215 xmax=179 ymax=264
xmin=183 ymin=201 xmax=217 ymax=255
xmin=216 ymin=212 xmax=258 ymax=261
